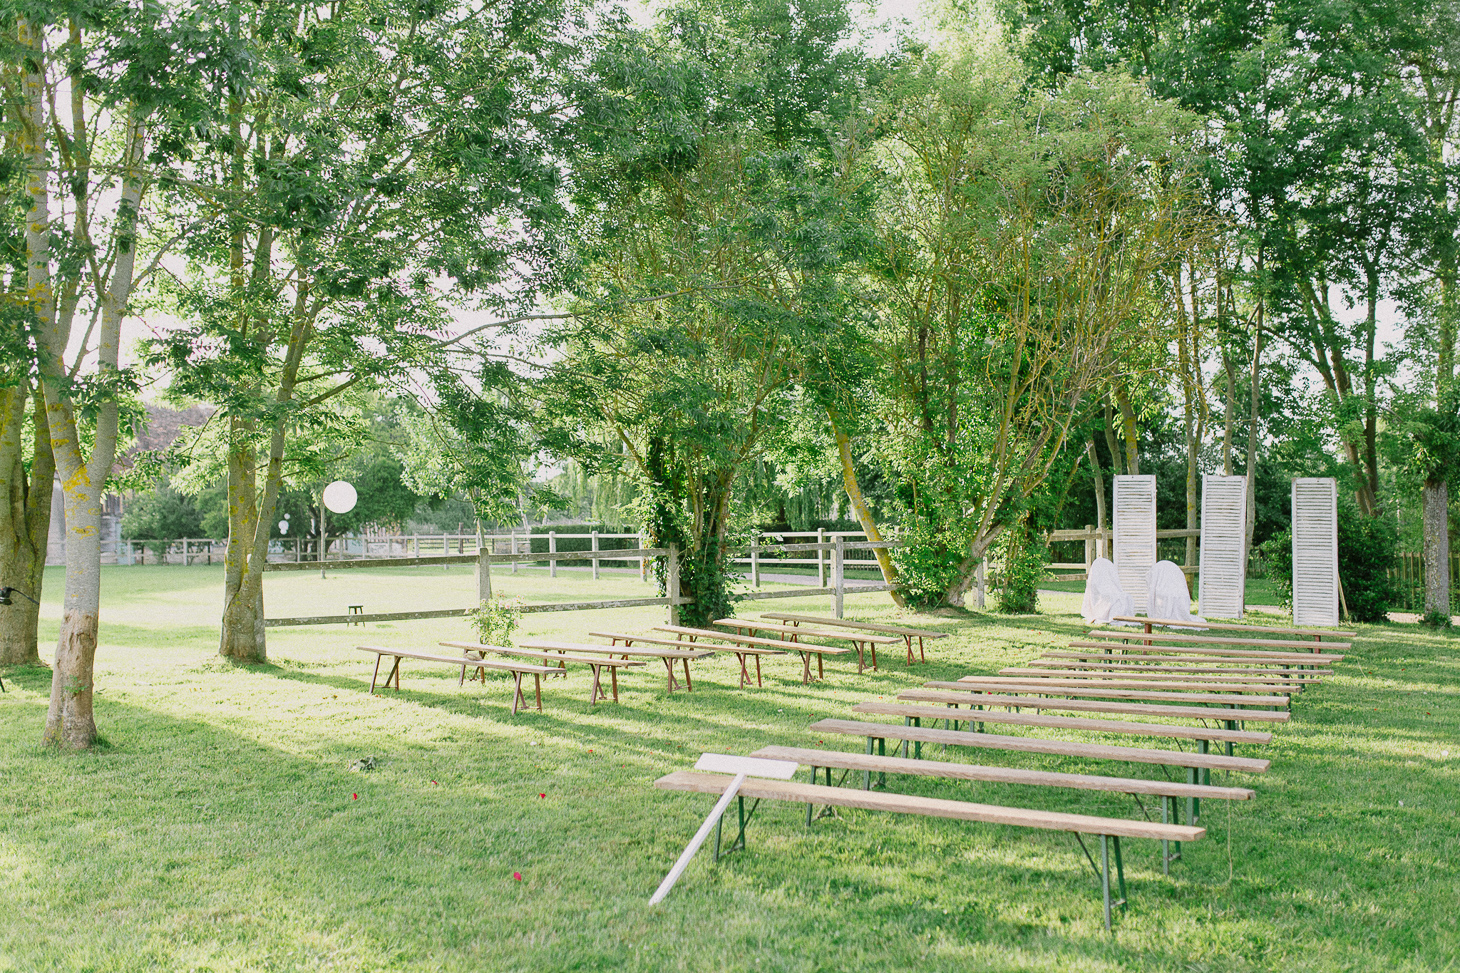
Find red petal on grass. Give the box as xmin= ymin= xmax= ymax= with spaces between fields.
xmin=539 ymin=793 xmax=546 ymax=798
xmin=513 ymin=872 xmax=522 ymax=881
xmin=352 ymin=793 xmax=358 ymax=800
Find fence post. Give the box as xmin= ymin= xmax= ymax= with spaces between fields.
xmin=666 ymin=543 xmax=680 ymax=626
xmin=751 ymin=536 xmax=761 ymax=588
xmin=549 ymin=531 xmax=558 ymax=578
xmin=1084 ymin=525 xmax=1093 ymax=569
xmin=592 ymin=530 xmax=600 ymax=580
xmin=818 ymin=528 xmax=827 ymax=587
xmin=512 ymin=532 xmax=519 ymax=574
xmin=833 ymin=535 xmax=845 ymax=619
xmin=640 ymin=532 xmax=648 ymax=582
xmin=477 ymin=546 xmax=492 ymax=603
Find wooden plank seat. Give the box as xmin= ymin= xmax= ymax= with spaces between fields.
xmin=758 ymin=612 xmax=948 ymax=665
xmin=654 ymin=767 xmax=1204 ymax=930
xmin=851 ymin=701 xmax=1272 ymax=750
xmin=355 ymin=645 xmax=558 ymax=715
xmin=1111 ymin=616 xmax=1355 ymax=641
xmin=944 ymin=676 xmax=1292 ymax=702
xmin=439 ymin=641 xmax=645 ymax=705
xmin=1054 ymin=647 xmax=1344 ymax=666
xmin=811 ymin=719 xmax=1269 ymax=775
xmin=1070 ymin=641 xmax=1344 ymax=664
xmin=1087 ymin=629 xmax=1350 ymax=653
xmin=899 ymin=688 xmax=1291 ymax=724
xmin=653 ymin=625 xmax=831 ymax=687
xmin=713 ymin=617 xmax=899 ymax=673
xmin=1002 ymin=666 xmax=1324 ymax=689
xmin=521 ymin=639 xmax=713 ymax=694
xmin=1029 ymin=657 xmax=1332 ymax=678
xmin=752 ymin=744 xmax=1249 ymax=875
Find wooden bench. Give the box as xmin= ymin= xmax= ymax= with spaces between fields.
xmin=942 ymin=677 xmax=1291 ymax=705
xmin=654 ymin=767 xmax=1203 ymax=930
xmin=523 ymin=639 xmax=714 ymax=693
xmin=1029 ymin=657 xmax=1333 ymax=678
xmin=1111 ymin=616 xmax=1355 ymax=642
xmin=1071 ymin=640 xmax=1345 ymax=665
xmin=1054 ymin=647 xmax=1344 ymax=666
xmin=713 ymin=617 xmax=899 ymax=673
xmin=812 ymin=718 xmax=1269 ymax=774
xmin=440 ymin=641 xmax=645 ymax=705
xmin=899 ymin=688 xmax=1291 ymax=724
xmin=1087 ymin=629 xmax=1349 ymax=654
xmin=356 ymin=645 xmax=558 ymax=715
xmin=759 ymin=612 xmax=948 ymax=665
xmin=751 ymin=744 xmax=1248 ymax=875
xmin=654 ymin=625 xmax=837 ymax=686
xmin=1002 ymin=666 xmax=1324 ymax=689
xmin=851 ymin=701 xmax=1271 ymax=751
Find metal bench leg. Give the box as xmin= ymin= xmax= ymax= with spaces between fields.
xmin=1198 ymin=739 xmax=1210 ymax=786
xmin=807 ymin=766 xmax=817 ymax=826
xmin=1187 ymin=768 xmax=1199 ymax=823
xmin=1101 ymin=835 xmax=1127 ymax=932
xmin=864 ymin=736 xmax=873 ymax=790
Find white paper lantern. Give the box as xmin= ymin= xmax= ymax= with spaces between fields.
xmin=323 ymin=480 xmax=358 ymax=514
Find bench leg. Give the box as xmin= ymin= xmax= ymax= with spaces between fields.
xmin=870 ymin=644 xmax=878 ymax=671
xmin=1187 ymin=769 xmax=1199 ymax=824
xmin=918 ymin=636 xmax=927 ymax=662
xmin=371 ymin=655 xmax=384 ymax=693
xmin=684 ymin=658 xmax=693 ymax=692
xmin=737 ymin=654 xmax=752 ymax=689
xmin=511 ymin=672 xmax=524 ymax=715
xmin=588 ymin=664 xmax=604 ymax=705
xmin=864 ymin=737 xmax=874 ymax=790
xmin=1162 ymin=796 xmax=1183 ymax=874
xmin=853 ymin=643 xmax=866 ymax=674
xmin=534 ymin=674 xmax=542 ymax=710
xmin=755 ymin=656 xmax=762 ymax=687
xmin=611 ymin=665 xmax=619 ymax=702
xmin=802 ymin=652 xmax=812 ymax=685
xmin=818 ymin=654 xmax=824 ymax=680
xmin=1101 ymin=835 xmax=1127 ymax=932
xmin=1198 ymin=739 xmax=1210 ymax=787
xmin=663 ymin=657 xmax=679 ymax=693
xmin=904 ymin=635 xmax=915 ymax=666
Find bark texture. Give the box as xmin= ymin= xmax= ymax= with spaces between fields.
xmin=829 ymin=412 xmax=904 ymax=607
xmin=1422 ymin=478 xmax=1451 ymax=621
xmin=0 ymin=387 xmax=54 ymax=664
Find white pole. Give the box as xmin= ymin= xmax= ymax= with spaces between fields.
xmin=591 ymin=530 xmax=600 ymax=580
xmin=648 ymin=773 xmax=747 ymax=906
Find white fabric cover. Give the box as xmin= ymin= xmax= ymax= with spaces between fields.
xmin=1082 ymin=558 xmax=1134 ymax=625
xmin=1146 ymin=560 xmax=1205 ymax=627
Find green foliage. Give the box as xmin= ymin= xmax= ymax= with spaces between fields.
xmin=994 ymin=529 xmax=1046 ymax=614
xmin=465 ymin=597 xmax=524 ymax=648
xmin=1421 ymin=609 xmax=1453 ymax=629
xmin=889 ymin=522 xmax=968 ymax=610
xmin=1257 ymin=503 xmax=1399 ymax=623
xmin=120 ymin=486 xmax=204 ymax=554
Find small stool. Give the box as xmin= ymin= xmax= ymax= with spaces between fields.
xmin=348 ymin=605 xmax=365 ymax=626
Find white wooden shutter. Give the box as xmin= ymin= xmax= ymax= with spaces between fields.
xmin=1113 ymin=475 xmax=1157 ymax=614
xmin=1291 ymin=478 xmax=1339 ymax=626
xmin=1198 ymin=475 xmax=1247 ymax=618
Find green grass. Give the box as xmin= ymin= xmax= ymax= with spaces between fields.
xmin=1 ymin=564 xmax=1455 ymax=971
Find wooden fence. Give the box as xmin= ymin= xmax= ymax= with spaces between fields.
xmin=1389 ymin=552 xmax=1460 ymax=612
xmin=1045 ymin=526 xmax=1203 ymax=579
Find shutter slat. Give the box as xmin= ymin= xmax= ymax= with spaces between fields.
xmin=1198 ymin=475 xmax=1247 ymax=619
xmin=1113 ymin=475 xmax=1157 ymax=614
xmin=1291 ymin=478 xmax=1339 ymax=626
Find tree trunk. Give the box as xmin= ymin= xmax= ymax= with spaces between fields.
xmin=1244 ymin=317 xmax=1264 ymax=552
xmin=1222 ymin=352 xmax=1236 ymax=476
xmin=42 ymin=482 xmax=102 ymax=749
xmin=1422 ymin=478 xmax=1450 ymax=621
xmin=828 ymin=410 xmax=905 ymax=606
xmin=0 ymin=387 xmax=54 ymax=664
xmin=1114 ymin=385 xmax=1139 ymax=475
xmin=1103 ymin=399 xmax=1125 ymax=476
xmin=941 ymin=525 xmax=1008 ymax=607
xmin=1086 ymin=439 xmax=1107 ymax=558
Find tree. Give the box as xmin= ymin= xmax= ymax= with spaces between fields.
xmin=539 ymin=0 xmax=878 ymax=624
xmin=147 ymin=0 xmax=573 ymax=662
xmin=6 ymin=2 xmax=236 ymax=746
xmin=864 ymin=46 xmax=1207 ymax=606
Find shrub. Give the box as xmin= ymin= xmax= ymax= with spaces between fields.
xmin=995 ymin=530 xmax=1046 ymax=614
xmin=1255 ymin=505 xmax=1398 ymax=623
xmin=466 ymin=597 xmax=524 ymax=647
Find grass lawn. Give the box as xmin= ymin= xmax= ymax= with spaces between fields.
xmin=1 ymin=564 xmax=1456 ymax=972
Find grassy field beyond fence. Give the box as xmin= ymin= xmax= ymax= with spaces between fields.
xmin=1 ymin=564 xmax=1455 ymax=972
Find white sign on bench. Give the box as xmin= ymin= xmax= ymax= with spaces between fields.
xmin=649 ymin=754 xmax=799 ymax=906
